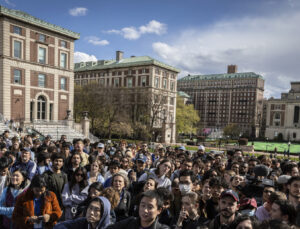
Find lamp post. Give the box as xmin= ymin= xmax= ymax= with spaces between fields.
xmin=288 ymin=141 xmax=291 ymax=158
xmin=266 ymin=137 xmax=269 ymax=152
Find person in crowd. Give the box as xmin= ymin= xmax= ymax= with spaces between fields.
xmin=0 ymin=169 xmax=30 ymax=229
xmin=270 ymin=199 xmax=296 ymax=226
xmin=171 ymin=158 xmax=193 ymax=181
xmin=36 ymin=152 xmax=51 ymax=175
xmin=287 ymin=176 xmax=300 ymax=208
xmin=61 ymin=142 xmax=72 ymax=163
xmin=73 ymin=139 xmax=89 ymax=167
xmin=106 ymin=190 xmax=169 ymax=229
xmin=175 ymin=191 xmax=207 ymax=229
xmin=64 ymin=152 xmax=82 ymax=181
xmin=130 ymin=177 xmax=158 ymax=216
xmin=87 ymin=155 xmax=105 ymax=185
xmin=0 ymin=156 xmax=11 ymax=194
xmin=261 ymin=182 xmax=276 ymax=205
xmin=238 ymin=198 xmax=257 ymax=217
xmin=103 ymin=160 xmax=125 ymax=187
xmin=11 ymin=147 xmax=37 ymax=180
xmin=206 ymin=177 xmax=229 ymax=220
xmin=12 ymin=174 xmax=62 ymax=228
xmin=156 ymin=187 xmax=174 ymax=226
xmin=43 ymin=152 xmax=68 ymax=210
xmin=138 ymin=159 xmax=172 ymax=189
xmin=101 ymin=186 xmax=120 ymax=224
xmin=229 ymin=215 xmax=259 ymax=229
xmin=75 ymin=182 xmax=104 ymax=218
xmin=111 ymin=172 xmax=131 ymax=221
xmin=209 ymin=190 xmax=240 ymax=229
xmin=62 ymin=166 xmax=88 ymax=220
xmin=223 ymin=170 xmax=236 ymax=184
xmin=258 ymin=219 xmax=292 ymax=229
xmin=54 ymin=196 xmax=111 ymax=229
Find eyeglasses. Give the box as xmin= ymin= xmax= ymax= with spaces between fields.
xmin=75 ymin=173 xmax=84 ymax=177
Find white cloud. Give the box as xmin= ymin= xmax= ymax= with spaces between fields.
xmin=74 ymin=51 xmax=97 ymax=63
xmin=4 ymin=0 xmax=15 ymax=7
xmin=122 ymin=27 xmax=141 ymax=40
xmin=152 ymin=11 xmax=300 ymax=98
xmin=140 ymin=20 xmax=167 ymax=35
xmin=85 ymin=36 xmax=109 ymax=46
xmin=69 ymin=7 xmax=88 ymax=16
xmin=105 ymin=20 xmax=167 ymax=40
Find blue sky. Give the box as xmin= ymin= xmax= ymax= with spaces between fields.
xmin=2 ymin=0 xmax=300 ymax=98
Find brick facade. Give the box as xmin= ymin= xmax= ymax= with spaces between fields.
xmin=0 ymin=6 xmax=79 ymax=123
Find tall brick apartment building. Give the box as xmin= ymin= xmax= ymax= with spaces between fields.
xmin=74 ymin=51 xmax=180 ymax=143
xmin=177 ymin=65 xmax=265 ymax=137
xmin=0 ymin=6 xmax=79 ymax=123
xmin=265 ymin=82 xmax=300 ymax=141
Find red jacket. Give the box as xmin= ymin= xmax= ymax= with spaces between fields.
xmin=12 ymin=189 xmax=62 ymax=229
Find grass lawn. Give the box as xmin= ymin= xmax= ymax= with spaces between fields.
xmin=247 ymin=141 xmax=300 ymax=154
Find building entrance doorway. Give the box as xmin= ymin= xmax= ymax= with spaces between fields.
xmin=37 ymin=95 xmax=46 ymax=120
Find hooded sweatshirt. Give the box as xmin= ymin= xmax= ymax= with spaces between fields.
xmin=54 ymin=196 xmax=111 ymax=229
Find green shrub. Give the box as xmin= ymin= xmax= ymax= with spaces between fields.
xmin=239 ymin=138 xmax=248 ymax=146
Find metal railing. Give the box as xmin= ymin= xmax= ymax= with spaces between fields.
xmin=32 ymin=119 xmax=68 ymax=126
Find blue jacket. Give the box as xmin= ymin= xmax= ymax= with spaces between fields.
xmin=10 ymin=160 xmax=37 ymax=180
xmin=54 ymin=196 xmax=111 ymax=229
xmin=0 ymin=187 xmax=22 ymax=217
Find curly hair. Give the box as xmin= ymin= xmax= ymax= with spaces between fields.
xmin=101 ymin=187 xmax=120 ymax=209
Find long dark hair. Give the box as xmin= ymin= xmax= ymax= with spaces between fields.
xmin=69 ymin=166 xmax=88 ymax=192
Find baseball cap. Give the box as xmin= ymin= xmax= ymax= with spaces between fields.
xmin=239 ymin=198 xmax=257 ymax=209
xmin=178 ymin=146 xmax=186 ymax=151
xmin=277 ymin=175 xmax=291 ymax=184
xmin=21 ymin=147 xmax=31 ymax=152
xmin=198 ymin=145 xmax=205 ymax=151
xmin=136 ymin=154 xmax=147 ymax=163
xmin=262 ymin=178 xmax=274 ymax=187
xmin=97 ymin=143 xmax=104 ymax=148
xmin=220 ymin=189 xmax=239 ymax=202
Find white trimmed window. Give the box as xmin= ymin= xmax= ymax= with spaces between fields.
xmin=13 ymin=26 xmax=22 ymax=35
xmin=114 ymin=78 xmax=119 ymax=87
xmin=14 ymin=69 xmax=21 ymax=84
xmin=39 ymin=34 xmax=46 ymax=42
xmin=60 ymin=77 xmax=66 ymax=90
xmin=61 ymin=40 xmax=67 ymax=48
xmin=141 ymin=76 xmax=146 ymax=87
xmin=99 ymin=78 xmax=105 ymax=86
xmin=38 ymin=47 xmax=46 ymax=64
xmin=60 ymin=52 xmax=67 ymax=68
xmin=155 ymin=77 xmax=159 ymax=88
xmin=38 ymin=74 xmax=46 ymax=87
xmin=13 ymin=40 xmax=22 ymax=58
xmin=163 ymin=78 xmax=167 ymax=89
xmin=127 ymin=78 xmax=133 ymax=88
xmin=170 ymin=81 xmax=174 ymax=91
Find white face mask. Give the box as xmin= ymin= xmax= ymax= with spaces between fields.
xmin=179 ymin=184 xmax=191 ymax=194
xmin=240 ymin=209 xmax=256 ymax=216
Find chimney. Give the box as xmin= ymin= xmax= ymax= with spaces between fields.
xmin=116 ymin=51 xmax=123 ymax=62
xmin=227 ymin=65 xmax=238 ymax=74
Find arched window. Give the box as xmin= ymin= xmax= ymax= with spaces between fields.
xmin=37 ymin=95 xmax=46 ymax=120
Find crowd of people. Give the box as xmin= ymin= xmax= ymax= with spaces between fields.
xmin=0 ymin=130 xmax=300 ymax=229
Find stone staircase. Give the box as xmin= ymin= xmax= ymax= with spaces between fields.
xmin=0 ymin=115 xmax=19 ymax=137
xmin=29 ymin=121 xmax=99 ymax=142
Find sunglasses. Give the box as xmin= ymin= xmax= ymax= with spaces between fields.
xmin=75 ymin=173 xmax=84 ymax=177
